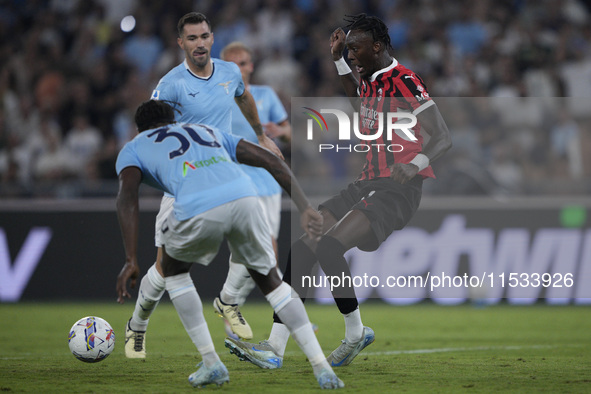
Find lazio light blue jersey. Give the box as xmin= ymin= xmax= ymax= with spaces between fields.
xmin=150 ymin=58 xmax=245 ymax=199
xmin=151 ymin=59 xmax=244 ymax=130
xmin=230 ymin=85 xmax=288 ymax=196
xmin=116 ymin=123 xmax=256 ymax=221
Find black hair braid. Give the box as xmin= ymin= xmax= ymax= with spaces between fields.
xmin=134 ymin=100 xmax=181 ymax=132
xmin=344 ymin=13 xmax=393 ymax=51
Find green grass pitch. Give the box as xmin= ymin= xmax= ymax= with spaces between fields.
xmin=1 ymin=301 xmax=590 ymax=393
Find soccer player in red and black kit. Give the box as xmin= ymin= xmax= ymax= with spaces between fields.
xmin=225 ymin=13 xmax=452 ymax=369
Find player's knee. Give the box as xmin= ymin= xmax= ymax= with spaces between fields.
xmin=164 ymin=272 xmax=195 ymax=300
xmin=265 ymin=281 xmax=292 ymax=313
xmin=160 ymin=247 xmax=192 ymax=277
xmin=249 ymin=266 xmax=282 ymax=295
xmin=147 ymin=264 xmax=165 ymax=290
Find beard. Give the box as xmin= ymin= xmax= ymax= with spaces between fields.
xmin=188 ymin=50 xmax=210 ymax=69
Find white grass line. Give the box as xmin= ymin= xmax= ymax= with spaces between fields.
xmin=363 ymin=344 xmax=558 ymax=356
xmin=281 ymin=344 xmax=562 ymax=357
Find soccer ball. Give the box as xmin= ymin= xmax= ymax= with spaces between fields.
xmin=68 ymin=316 xmax=115 ymax=363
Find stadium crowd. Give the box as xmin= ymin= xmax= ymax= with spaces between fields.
xmin=1 ymin=0 xmax=590 ymax=197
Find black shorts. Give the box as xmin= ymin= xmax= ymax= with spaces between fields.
xmin=319 ymin=176 xmax=423 ymax=251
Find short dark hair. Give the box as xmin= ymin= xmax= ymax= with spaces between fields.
xmin=134 ymin=100 xmax=177 ymax=132
xmin=177 ymin=12 xmax=211 ymax=37
xmin=344 ymin=13 xmax=392 ymax=51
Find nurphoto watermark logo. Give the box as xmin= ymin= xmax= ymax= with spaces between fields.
xmin=303 ymin=104 xmax=418 ymax=153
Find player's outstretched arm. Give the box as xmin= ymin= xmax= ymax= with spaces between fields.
xmin=115 ymin=167 xmax=142 ymax=304
xmin=235 ymin=90 xmax=285 ymax=159
xmin=235 ymin=139 xmax=323 ymax=240
xmin=330 ymin=27 xmax=359 ymax=98
xmin=415 ymin=104 xmax=452 ymax=163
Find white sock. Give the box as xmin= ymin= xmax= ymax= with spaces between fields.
xmin=344 ymin=308 xmax=363 ymax=343
xmin=220 ymin=260 xmax=251 ymax=305
xmin=186 ymin=323 xmax=219 ymax=367
xmin=291 ymin=323 xmax=328 ymax=375
xmin=266 ymin=282 xmax=330 ymax=374
xmin=166 ymin=273 xmax=220 ymax=367
xmin=267 ymin=322 xmax=290 ymax=357
xmin=130 ymin=264 xmax=165 ymax=331
xmin=235 ymin=276 xmax=257 ymax=306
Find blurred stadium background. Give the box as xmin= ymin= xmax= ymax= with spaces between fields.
xmin=0 ymin=0 xmax=590 ymax=304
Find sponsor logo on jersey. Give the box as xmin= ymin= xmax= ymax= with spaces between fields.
xmin=182 ymin=156 xmax=229 ymax=176
xmin=415 ymin=91 xmax=430 ymax=102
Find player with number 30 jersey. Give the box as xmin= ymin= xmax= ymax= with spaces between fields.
xmin=116 ymin=123 xmax=255 ymax=220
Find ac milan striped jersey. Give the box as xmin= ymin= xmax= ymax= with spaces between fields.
xmin=357 ymin=58 xmax=435 ymax=180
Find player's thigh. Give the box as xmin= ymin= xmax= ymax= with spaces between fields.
xmin=162 ymin=206 xmax=227 ymax=266
xmin=155 ymin=195 xmax=175 ymax=248
xmin=226 ymin=197 xmax=276 ymax=276
xmin=160 ymin=246 xmax=193 ymax=277
xmin=314 ymin=183 xmax=372 ymax=249
xmin=258 ymin=193 xmax=281 ymax=239
xmin=317 ymin=180 xmax=363 ymax=234
xmin=299 ymin=207 xmax=339 ymax=251
xmin=319 ymin=206 xmax=339 ymax=232
xmin=324 ymin=209 xmax=374 ymax=250
xmin=331 ymin=177 xmax=423 ymax=251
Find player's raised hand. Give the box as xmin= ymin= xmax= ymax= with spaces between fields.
xmin=116 ymin=261 xmax=140 ymax=304
xmin=330 ymin=27 xmax=347 ymax=60
xmin=301 ymin=206 xmax=324 ymax=241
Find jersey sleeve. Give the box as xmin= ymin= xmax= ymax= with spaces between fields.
xmin=395 ymin=72 xmax=434 ymax=115
xmin=151 ymin=77 xmax=179 ymax=104
xmin=115 ymin=141 xmax=142 ymax=175
xmin=230 ymin=63 xmax=245 ymax=97
xmin=215 ymin=128 xmax=244 ymax=162
xmin=235 ymin=78 xmax=245 ymax=97
xmin=265 ymin=87 xmax=288 ymax=123
xmin=151 ymin=78 xmax=186 ymax=120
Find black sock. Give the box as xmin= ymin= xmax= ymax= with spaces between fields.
xmin=316 ymin=235 xmax=359 ymax=315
